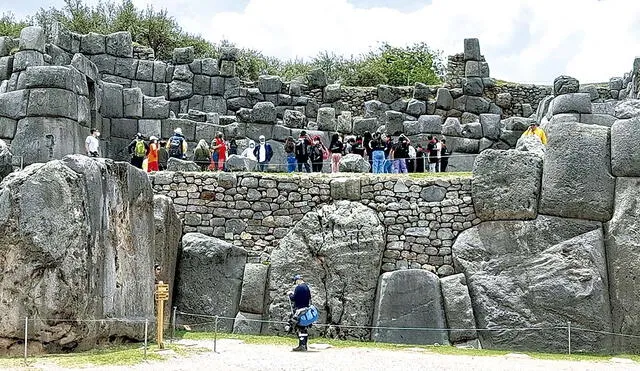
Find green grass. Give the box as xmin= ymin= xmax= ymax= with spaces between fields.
xmin=176 ymin=331 xmax=639 ymax=363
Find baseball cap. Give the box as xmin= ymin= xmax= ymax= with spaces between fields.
xmin=292 ymin=274 xmax=303 ymax=282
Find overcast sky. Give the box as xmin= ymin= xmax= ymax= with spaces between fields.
xmin=3 ymin=0 xmax=640 ymax=84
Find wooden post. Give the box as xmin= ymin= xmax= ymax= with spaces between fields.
xmin=155 ymin=282 xmax=169 ymax=349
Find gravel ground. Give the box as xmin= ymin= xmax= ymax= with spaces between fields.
xmin=24 ymin=339 xmax=640 ymax=371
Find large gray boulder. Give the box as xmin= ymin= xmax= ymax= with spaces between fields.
xmin=239 ymin=263 xmax=269 ymax=314
xmin=540 ymin=122 xmax=614 ymax=222
xmin=153 ymin=195 xmax=182 ymax=325
xmin=550 ymin=93 xmax=592 ymax=115
xmin=606 ymin=178 xmax=640 ymax=352
xmin=317 ymin=107 xmax=337 ymax=131
xmin=175 ymin=233 xmax=247 ymax=332
xmin=515 ymin=134 xmax=545 ymax=158
xmin=453 ymin=216 xmax=611 ymax=352
xmin=440 ymin=274 xmax=477 ymax=344
xmin=251 ymin=102 xmax=276 ymax=124
xmin=372 ymin=270 xmax=448 ymax=345
xmin=226 ymin=154 xmax=257 ymax=172
xmin=0 ymin=156 xmax=155 ymax=353
xmin=553 ymin=75 xmax=580 ymax=95
xmin=339 ymin=154 xmax=371 ymax=173
xmin=283 ymin=109 xmax=306 ymax=128
xmin=167 ymin=157 xmax=200 ymax=172
xmin=0 ymin=139 xmax=12 ymax=181
xmin=613 ymin=100 xmax=640 ymax=119
xmin=11 ymin=117 xmax=88 ymax=166
xmin=611 ymin=117 xmax=640 ymax=177
xmin=258 ymin=75 xmax=282 ymax=94
xmin=266 ymin=201 xmax=385 ymax=339
xmin=472 ymin=149 xmax=542 ymax=221
xmin=233 ymin=312 xmax=263 ymax=335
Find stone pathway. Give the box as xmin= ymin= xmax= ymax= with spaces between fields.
xmin=17 ymin=339 xmax=640 ymax=371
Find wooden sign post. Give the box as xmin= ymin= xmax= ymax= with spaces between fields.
xmin=155 ymin=282 xmax=169 ymax=349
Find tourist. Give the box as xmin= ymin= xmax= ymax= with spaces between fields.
xmin=193 ymin=140 xmax=211 ymax=171
xmin=343 ymin=137 xmax=355 ymax=155
xmin=383 ymin=135 xmax=394 ymax=173
xmin=228 ymin=139 xmax=238 ymax=156
xmin=407 ymin=143 xmax=417 ymax=173
xmin=85 ymin=128 xmax=100 ymax=157
xmin=391 ymin=134 xmax=410 ymax=174
xmin=521 ymin=122 xmax=547 ymax=145
xmin=147 ymin=136 xmax=160 ymax=172
xmin=426 ymin=135 xmax=439 ymax=173
xmin=415 ymin=145 xmax=425 ymax=173
xmin=351 ymin=136 xmax=365 ymax=157
xmin=158 ymin=140 xmax=169 ymax=170
xmin=241 ymin=140 xmax=258 ymax=161
xmin=167 ymin=128 xmax=187 ymax=159
xmin=440 ymin=139 xmax=450 ymax=172
xmin=284 ymin=136 xmax=297 ymax=173
xmin=253 ymin=135 xmax=273 ymax=172
xmin=287 ymin=275 xmax=315 ymax=352
xmin=363 ymin=131 xmax=373 ymax=171
xmin=309 ymin=136 xmax=326 ymax=173
xmin=329 ymin=133 xmax=344 ymax=173
xmin=369 ymin=133 xmax=386 ymax=174
xmin=210 ymin=132 xmax=227 ymax=171
xmin=128 ymin=133 xmax=148 ymax=169
xmin=295 ymin=131 xmax=311 ymax=173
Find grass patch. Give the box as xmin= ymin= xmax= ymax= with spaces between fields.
xmin=176 ymin=331 xmax=638 ymax=363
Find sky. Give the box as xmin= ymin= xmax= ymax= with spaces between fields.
xmin=3 ymin=0 xmax=640 ymax=84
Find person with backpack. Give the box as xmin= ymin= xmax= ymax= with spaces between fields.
xmin=369 ymin=133 xmax=386 ymax=174
xmin=329 ymin=133 xmax=343 ymax=173
xmin=158 ymin=140 xmax=169 ymax=170
xmin=147 ymin=136 xmax=160 ymax=172
xmin=309 ymin=136 xmax=327 ymax=173
xmin=167 ymin=128 xmax=187 ymax=160
xmin=286 ymin=274 xmax=318 ymax=352
xmin=194 ymin=140 xmax=211 ymax=171
xmin=210 ymin=132 xmax=227 ymax=171
xmin=295 ymin=131 xmax=311 ymax=173
xmin=253 ymin=135 xmax=273 ymax=172
xmin=391 ymin=134 xmax=410 ymax=174
xmin=284 ymin=136 xmax=297 ymax=173
xmin=128 ymin=133 xmax=148 ymax=169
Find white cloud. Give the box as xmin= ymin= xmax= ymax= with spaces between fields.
xmin=132 ymin=0 xmax=640 ymax=84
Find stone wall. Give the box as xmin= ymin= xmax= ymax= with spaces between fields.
xmin=150 ymin=171 xmax=477 ymax=276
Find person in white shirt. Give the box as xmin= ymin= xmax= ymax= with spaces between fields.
xmin=241 ymin=140 xmax=258 ymax=161
xmin=253 ymin=135 xmax=273 ymax=172
xmin=85 ymin=128 xmax=100 ymax=157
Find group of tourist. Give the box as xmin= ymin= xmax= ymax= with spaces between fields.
xmin=84 ymin=120 xmax=548 ymax=174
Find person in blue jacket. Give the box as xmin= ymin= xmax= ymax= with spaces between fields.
xmin=288 ymin=274 xmax=312 ymax=352
xmin=253 ymin=135 xmax=273 ymax=172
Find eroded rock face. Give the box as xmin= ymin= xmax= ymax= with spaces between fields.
xmin=0 ymin=155 xmax=155 ymax=354
xmin=440 ymin=273 xmax=477 ymax=344
xmin=174 ymin=233 xmax=247 ymax=332
xmin=153 ymin=195 xmax=182 ymax=325
xmin=605 ymin=178 xmax=640 ymax=352
xmin=266 ymin=201 xmax=385 ymax=339
xmin=453 ymin=216 xmax=612 ymax=353
xmin=372 ymin=269 xmax=448 ymax=345
xmin=0 ymin=139 xmax=11 ymax=181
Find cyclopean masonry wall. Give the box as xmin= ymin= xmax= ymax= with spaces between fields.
xmin=150 ymin=172 xmax=477 ymax=276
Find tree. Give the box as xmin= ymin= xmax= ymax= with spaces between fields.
xmin=0 ymin=12 xmax=28 ymax=38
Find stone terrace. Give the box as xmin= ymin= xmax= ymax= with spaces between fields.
xmin=150 ymin=172 xmax=477 ymax=276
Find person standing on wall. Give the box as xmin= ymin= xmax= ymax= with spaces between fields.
xmin=383 ymin=135 xmax=394 ymax=173
xmin=295 ymin=131 xmax=312 ymax=173
xmin=415 ymin=145 xmax=425 ymax=173
xmin=167 ymin=128 xmax=187 ymax=159
xmin=194 ymin=140 xmax=211 ymax=171
xmin=85 ymin=128 xmax=100 ymax=157
xmin=309 ymin=136 xmax=327 ymax=173
xmin=158 ymin=140 xmax=169 ymax=171
xmin=369 ymin=133 xmax=386 ymax=174
xmin=363 ymin=131 xmax=373 ymax=172
xmin=147 ymin=136 xmax=160 ymax=172
xmin=128 ymin=133 xmax=148 ymax=169
xmin=242 ymin=140 xmax=258 ymax=161
xmin=284 ymin=136 xmax=297 ymax=173
xmin=391 ymin=134 xmax=410 ymax=174
xmin=253 ymin=135 xmax=273 ymax=172
xmin=440 ymin=139 xmax=450 ymax=172
xmin=328 ymin=133 xmax=343 ymax=173
xmin=426 ymin=135 xmax=439 ymax=173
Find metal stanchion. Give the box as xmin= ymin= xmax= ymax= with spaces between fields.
xmin=144 ymin=319 xmax=149 ymax=360
xmin=214 ymin=315 xmax=218 ymax=353
xmin=23 ymin=317 xmax=28 ymax=366
xmin=567 ymin=321 xmax=571 ymax=355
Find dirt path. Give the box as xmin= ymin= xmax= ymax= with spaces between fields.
xmin=25 ymin=339 xmax=640 ymax=371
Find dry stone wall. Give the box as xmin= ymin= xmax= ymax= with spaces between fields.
xmin=150 ymin=172 xmax=477 ymax=276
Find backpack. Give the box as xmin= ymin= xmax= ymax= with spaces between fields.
xmin=169 ymin=136 xmax=183 ymax=157
xmin=295 ymin=138 xmax=308 ymax=157
xmin=134 ymin=139 xmax=146 ymax=157
xmin=297 ymin=305 xmax=320 ymax=327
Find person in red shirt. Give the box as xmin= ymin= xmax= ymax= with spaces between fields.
xmin=147 ymin=136 xmax=160 ymax=172
xmin=210 ymin=132 xmax=227 ymax=171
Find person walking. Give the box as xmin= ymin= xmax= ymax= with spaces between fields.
xmin=329 ymin=133 xmax=343 ymax=173
xmin=194 ymin=140 xmax=211 ymax=171
xmin=147 ymin=136 xmax=160 ymax=172
xmin=284 ymin=136 xmax=297 ymax=173
xmin=85 ymin=128 xmax=100 ymax=157
xmin=369 ymin=133 xmax=386 ymax=174
xmin=128 ymin=133 xmax=148 ymax=169
xmin=295 ymin=131 xmax=312 ymax=173
xmin=253 ymin=135 xmax=273 ymax=172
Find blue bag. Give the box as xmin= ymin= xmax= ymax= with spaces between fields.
xmin=297 ymin=305 xmax=319 ymax=326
